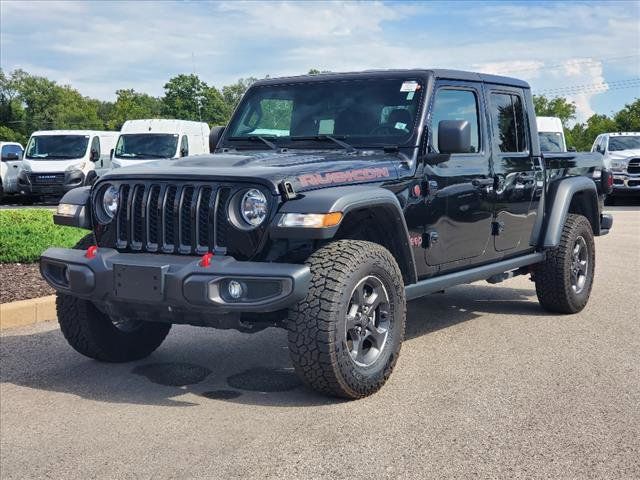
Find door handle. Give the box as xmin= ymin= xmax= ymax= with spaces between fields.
xmin=472 ymin=178 xmax=494 ymax=188
xmin=516 ymin=173 xmax=536 ymax=183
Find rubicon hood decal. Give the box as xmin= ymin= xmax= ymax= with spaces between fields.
xmin=297 ymin=167 xmax=391 ymax=187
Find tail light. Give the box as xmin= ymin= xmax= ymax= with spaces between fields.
xmin=602 ymin=169 xmax=614 ymax=194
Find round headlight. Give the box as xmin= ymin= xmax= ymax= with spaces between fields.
xmin=101 ymin=185 xmax=119 ymax=220
xmin=240 ymin=189 xmax=268 ymax=227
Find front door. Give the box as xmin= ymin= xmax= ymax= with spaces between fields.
xmin=1 ymin=144 xmax=24 ymax=193
xmin=422 ymin=81 xmax=494 ymax=268
xmin=486 ymin=87 xmax=540 ymax=252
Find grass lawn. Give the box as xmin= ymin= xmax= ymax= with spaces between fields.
xmin=0 ymin=209 xmax=87 ymax=263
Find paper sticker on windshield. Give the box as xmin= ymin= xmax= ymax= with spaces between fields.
xmin=406 ymin=91 xmax=415 ymax=100
xmin=394 ymin=122 xmax=407 ymax=130
xmin=400 ymin=81 xmax=419 ymax=92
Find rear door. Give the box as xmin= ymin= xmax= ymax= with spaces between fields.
xmin=487 ymin=87 xmax=540 ymax=252
xmin=422 ymin=80 xmax=494 ymax=268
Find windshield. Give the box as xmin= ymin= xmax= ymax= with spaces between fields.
xmin=538 ymin=132 xmax=564 ymax=152
xmin=25 ymin=135 xmax=89 ymax=160
xmin=608 ymin=136 xmax=640 ymax=152
xmin=224 ymin=78 xmax=424 ymax=149
xmin=115 ymin=134 xmax=179 ymax=159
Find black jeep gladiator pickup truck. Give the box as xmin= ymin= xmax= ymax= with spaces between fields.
xmin=41 ymin=69 xmax=614 ymax=399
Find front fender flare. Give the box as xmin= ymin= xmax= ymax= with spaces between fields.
xmin=269 ymin=185 xmax=417 ymax=283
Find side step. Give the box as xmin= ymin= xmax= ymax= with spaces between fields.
xmin=405 ymin=252 xmax=545 ymax=301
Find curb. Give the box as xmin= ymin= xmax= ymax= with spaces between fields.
xmin=0 ymin=295 xmax=56 ymax=330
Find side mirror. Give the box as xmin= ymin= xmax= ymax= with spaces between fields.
xmin=209 ymin=126 xmax=226 ymax=152
xmin=568 ymin=146 xmax=577 ymax=152
xmin=90 ymin=149 xmax=100 ymax=162
xmin=2 ymin=152 xmax=20 ymax=161
xmin=180 ymin=149 xmax=188 ymax=158
xmin=438 ymin=120 xmax=471 ymax=154
xmin=110 ymin=149 xmax=114 ymax=160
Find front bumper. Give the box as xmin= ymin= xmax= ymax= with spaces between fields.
xmin=612 ymin=174 xmax=640 ymax=194
xmin=40 ymin=248 xmax=311 ymax=317
xmin=18 ymin=171 xmax=86 ymax=196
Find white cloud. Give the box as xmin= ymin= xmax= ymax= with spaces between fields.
xmin=1 ymin=0 xmax=638 ymax=121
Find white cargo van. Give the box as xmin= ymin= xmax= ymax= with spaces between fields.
xmin=111 ymin=119 xmax=210 ymax=168
xmin=537 ymin=116 xmax=567 ymax=153
xmin=0 ymin=141 xmax=24 ymax=201
xmin=19 ymin=130 xmax=118 ymax=198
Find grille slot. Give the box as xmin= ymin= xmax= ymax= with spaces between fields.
xmin=107 ymin=182 xmax=233 ymax=255
xmin=627 ymin=158 xmax=640 ymax=175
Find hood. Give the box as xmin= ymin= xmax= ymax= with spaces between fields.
xmin=22 ymin=158 xmax=86 ymax=173
xmin=100 ymin=150 xmax=402 ymax=194
xmin=112 ymin=158 xmax=159 ymax=169
xmin=607 ymin=149 xmax=640 ymax=161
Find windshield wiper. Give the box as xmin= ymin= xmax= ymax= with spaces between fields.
xmin=228 ymin=136 xmax=277 ymax=150
xmin=289 ymin=135 xmax=356 ymax=153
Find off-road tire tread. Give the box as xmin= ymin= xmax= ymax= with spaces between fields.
xmin=534 ymin=214 xmax=595 ymax=314
xmin=57 ymin=234 xmax=171 ymax=362
xmin=287 ymin=240 xmax=406 ymax=399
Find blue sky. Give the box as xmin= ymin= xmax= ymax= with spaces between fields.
xmin=1 ymin=0 xmax=638 ymax=122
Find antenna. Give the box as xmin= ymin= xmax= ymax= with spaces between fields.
xmin=192 ymin=51 xmax=202 ymax=122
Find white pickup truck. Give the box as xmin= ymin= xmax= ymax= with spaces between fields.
xmin=591 ymin=131 xmax=640 ymax=199
xmin=0 ymin=141 xmax=24 ymax=201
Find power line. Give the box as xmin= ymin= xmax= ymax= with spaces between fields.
xmin=482 ymin=54 xmax=640 ymax=76
xmin=537 ymin=77 xmax=640 ymax=96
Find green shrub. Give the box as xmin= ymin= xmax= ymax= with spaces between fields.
xmin=0 ymin=209 xmax=86 ymax=263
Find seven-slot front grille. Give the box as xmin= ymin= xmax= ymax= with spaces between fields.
xmin=627 ymin=158 xmax=640 ymax=175
xmin=113 ymin=183 xmax=230 ymax=255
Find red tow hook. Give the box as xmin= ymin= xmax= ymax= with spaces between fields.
xmin=199 ymin=252 xmax=214 ymax=267
xmin=85 ymin=245 xmax=98 ymax=259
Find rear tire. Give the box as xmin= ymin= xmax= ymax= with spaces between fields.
xmin=57 ymin=234 xmax=171 ymax=362
xmin=287 ymin=240 xmax=406 ymax=399
xmin=534 ymin=214 xmax=595 ymax=314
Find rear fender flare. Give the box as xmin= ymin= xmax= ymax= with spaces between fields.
xmin=541 ymin=176 xmax=599 ymax=247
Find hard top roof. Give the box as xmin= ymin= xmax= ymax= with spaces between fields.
xmin=252 ymin=69 xmax=530 ymax=89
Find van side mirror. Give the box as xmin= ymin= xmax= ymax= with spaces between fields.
xmin=209 ymin=126 xmax=226 ymax=152
xmin=90 ymin=149 xmax=100 ymax=162
xmin=110 ymin=149 xmax=114 ymax=160
xmin=438 ymin=120 xmax=471 ymax=154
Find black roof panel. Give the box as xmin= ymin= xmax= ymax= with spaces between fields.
xmin=252 ymin=69 xmax=530 ymax=89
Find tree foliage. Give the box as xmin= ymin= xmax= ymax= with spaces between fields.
xmin=533 ymin=95 xmax=639 ymax=151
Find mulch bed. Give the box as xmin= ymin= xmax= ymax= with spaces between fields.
xmin=0 ymin=263 xmax=54 ymax=304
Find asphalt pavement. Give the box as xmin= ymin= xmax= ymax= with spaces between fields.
xmin=1 ymin=208 xmax=639 ymax=479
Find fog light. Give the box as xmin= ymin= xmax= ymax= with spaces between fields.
xmin=228 ymin=280 xmax=243 ymax=299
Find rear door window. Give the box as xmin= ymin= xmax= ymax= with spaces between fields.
xmin=490 ymin=92 xmax=528 ymax=153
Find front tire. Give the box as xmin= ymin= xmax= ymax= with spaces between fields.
xmin=287 ymin=240 xmax=406 ymax=399
xmin=57 ymin=234 xmax=171 ymax=362
xmin=534 ymin=214 xmax=595 ymax=314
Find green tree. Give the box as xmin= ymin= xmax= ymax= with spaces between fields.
xmin=532 ymin=95 xmax=577 ymax=127
xmin=613 ymin=99 xmax=640 ymax=131
xmin=568 ymin=114 xmax=618 ymax=151
xmin=107 ymin=89 xmax=162 ymax=130
xmin=162 ymin=74 xmax=229 ymax=125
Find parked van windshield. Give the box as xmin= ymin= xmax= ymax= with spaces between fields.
xmin=225 ymin=78 xmax=424 ymax=149
xmin=608 ymin=136 xmax=640 ymax=151
xmin=539 ymin=132 xmax=564 ymax=152
xmin=25 ymin=135 xmax=89 ymax=160
xmin=115 ymin=134 xmax=179 ymax=159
